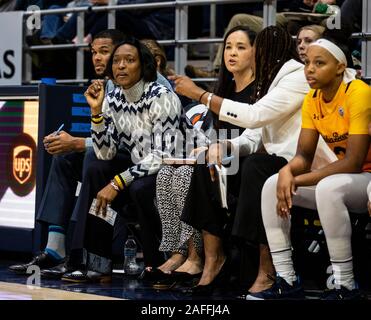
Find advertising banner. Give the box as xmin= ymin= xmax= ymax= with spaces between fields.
xmin=0 ymin=12 xmax=23 ymax=85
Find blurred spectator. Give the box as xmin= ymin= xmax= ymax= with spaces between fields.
xmin=187 ymin=12 xmax=288 ymax=77
xmin=14 ymin=0 xmax=43 ymax=9
xmin=140 ymin=39 xmax=173 ymax=90
xmin=285 ymin=0 xmax=343 ymax=35
xmin=339 ymin=0 xmax=362 ymax=33
xmin=140 ymin=39 xmax=170 ymax=76
xmin=26 ymin=0 xmax=90 ymax=45
xmin=0 ymin=0 xmax=17 ymax=11
xmin=42 ymin=1 xmax=90 ymax=42
xmin=14 ymin=0 xmax=70 ymax=10
xmin=185 ymin=0 xmax=345 ymax=78
xmin=218 ymin=12 xmax=287 ymax=65
xmin=50 ymin=0 xmax=174 ymax=45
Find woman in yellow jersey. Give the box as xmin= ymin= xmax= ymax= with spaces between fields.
xmin=249 ymin=37 xmax=370 ymax=300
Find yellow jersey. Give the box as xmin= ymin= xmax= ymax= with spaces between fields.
xmin=302 ymin=79 xmax=371 ymax=172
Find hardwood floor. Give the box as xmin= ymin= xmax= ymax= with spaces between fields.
xmin=0 ymin=281 xmax=122 ymax=300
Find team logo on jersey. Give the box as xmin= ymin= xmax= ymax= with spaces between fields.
xmin=338 ymin=106 xmax=344 ymax=117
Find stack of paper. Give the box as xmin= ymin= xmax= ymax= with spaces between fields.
xmin=214 ymin=165 xmax=228 ymax=209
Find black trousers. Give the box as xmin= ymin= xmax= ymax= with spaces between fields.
xmin=69 ymin=149 xmax=131 ymax=252
xmin=77 ymin=153 xmax=164 ymax=272
xmin=35 ymin=149 xmax=155 ymax=266
xmin=182 ymin=153 xmax=287 ymax=245
xmin=181 ymin=163 xmax=237 ymax=239
xmin=36 ymin=150 xmax=87 ymax=228
xmin=231 ymin=153 xmax=288 ymax=245
xmin=36 ymin=148 xmax=122 ymax=245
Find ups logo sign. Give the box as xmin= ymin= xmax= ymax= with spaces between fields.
xmin=13 ymin=146 xmax=32 ymax=184
xmin=7 ymin=133 xmax=36 ymax=196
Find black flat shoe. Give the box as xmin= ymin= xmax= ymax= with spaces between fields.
xmin=153 ymin=271 xmax=202 ymax=290
xmin=8 ymin=252 xmax=63 ymax=275
xmin=62 ymin=270 xmax=111 ymax=283
xmin=137 ymin=267 xmax=169 ymax=282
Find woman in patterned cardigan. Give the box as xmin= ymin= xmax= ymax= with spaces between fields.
xmin=62 ymin=36 xmax=182 ymax=283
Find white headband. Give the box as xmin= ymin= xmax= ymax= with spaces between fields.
xmin=310 ymin=38 xmax=347 ymax=66
xmin=309 ymin=38 xmax=356 ymax=83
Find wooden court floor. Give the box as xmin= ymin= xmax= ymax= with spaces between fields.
xmin=0 ymin=259 xmax=370 ymax=301
xmin=0 ymin=281 xmax=122 ymax=300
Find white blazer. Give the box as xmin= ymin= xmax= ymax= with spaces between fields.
xmin=221 ymin=59 xmax=339 ymax=167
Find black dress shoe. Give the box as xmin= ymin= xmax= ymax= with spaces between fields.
xmin=183 ymin=258 xmax=230 ymax=296
xmin=153 ymin=271 xmax=202 ymax=290
xmin=62 ymin=270 xmax=111 ymax=283
xmin=8 ymin=252 xmax=63 ymax=275
xmin=41 ymin=261 xmax=71 ymax=279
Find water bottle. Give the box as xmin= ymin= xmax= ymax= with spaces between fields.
xmin=314 ymin=2 xmax=340 ymax=15
xmin=123 ymin=235 xmax=140 ymax=275
xmin=308 ymin=229 xmax=324 ymax=253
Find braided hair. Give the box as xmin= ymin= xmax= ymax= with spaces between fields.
xmin=254 ymin=26 xmax=301 ymax=101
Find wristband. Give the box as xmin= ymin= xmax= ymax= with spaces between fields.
xmin=91 ymin=116 xmax=104 ymax=124
xmin=206 ymin=93 xmax=214 ymax=109
xmin=114 ymin=175 xmax=125 ymax=191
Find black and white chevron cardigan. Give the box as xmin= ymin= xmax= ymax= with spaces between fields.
xmin=91 ymin=79 xmax=181 ymax=187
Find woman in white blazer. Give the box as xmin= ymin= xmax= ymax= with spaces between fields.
xmin=169 ymin=26 xmax=339 ymax=296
